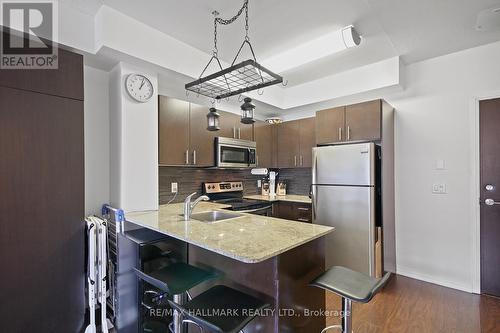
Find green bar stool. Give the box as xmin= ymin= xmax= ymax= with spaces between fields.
xmin=168 ymin=285 xmax=270 ymax=333
xmin=310 ymin=266 xmax=391 ymax=333
xmin=134 ymin=263 xmax=219 ymax=333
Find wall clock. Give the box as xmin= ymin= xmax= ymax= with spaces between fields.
xmin=125 ymin=74 xmax=154 ymax=102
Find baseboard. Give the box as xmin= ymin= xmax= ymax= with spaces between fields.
xmin=396 ymin=265 xmax=472 ymax=293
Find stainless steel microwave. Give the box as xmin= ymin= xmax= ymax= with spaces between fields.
xmin=215 ymin=137 xmax=257 ymax=168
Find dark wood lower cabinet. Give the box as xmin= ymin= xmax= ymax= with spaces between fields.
xmin=189 ymin=237 xmax=326 ymax=333
xmin=273 ymin=201 xmax=312 ymax=223
xmin=0 ymin=52 xmax=84 ymax=331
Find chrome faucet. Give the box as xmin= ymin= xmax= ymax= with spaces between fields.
xmin=184 ymin=192 xmax=209 ymax=220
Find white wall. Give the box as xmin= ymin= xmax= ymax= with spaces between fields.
xmin=84 ymin=66 xmax=110 ymax=215
xmin=390 ymin=41 xmax=500 ymax=292
xmin=286 ymin=40 xmax=500 ymax=292
xmin=109 ymin=62 xmax=159 ymax=212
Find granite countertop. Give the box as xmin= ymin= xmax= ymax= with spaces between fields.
xmin=244 ymin=194 xmax=312 ymax=204
xmin=125 ymin=202 xmax=332 ymax=263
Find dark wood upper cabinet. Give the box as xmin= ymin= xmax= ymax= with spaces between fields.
xmin=218 ymin=111 xmax=240 ymax=139
xmin=316 ymin=106 xmax=345 ymax=144
xmin=316 ymin=99 xmax=384 ymax=144
xmin=345 ymin=100 xmax=382 ymax=141
xmin=298 ymin=117 xmax=316 ymax=168
xmin=239 ymin=122 xmax=254 ymax=140
xmin=0 ymin=47 xmax=84 ymax=100
xmin=218 ymin=111 xmax=254 ymax=140
xmin=158 ymin=97 xmax=256 ymax=167
xmin=189 ymin=104 xmax=217 ymax=166
xmin=158 ymin=96 xmax=190 ymax=165
xmin=254 ymin=120 xmax=275 ymax=168
xmin=276 ymin=118 xmax=315 ymax=168
xmin=277 ymin=120 xmax=300 ymax=168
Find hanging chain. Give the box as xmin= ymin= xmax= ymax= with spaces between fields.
xmin=212 ymin=0 xmax=249 ymax=54
xmin=213 ymin=13 xmax=218 ymax=56
xmin=244 ymin=0 xmax=249 ymax=40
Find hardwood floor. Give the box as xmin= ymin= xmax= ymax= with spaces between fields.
xmin=326 ymin=275 xmax=500 ymax=333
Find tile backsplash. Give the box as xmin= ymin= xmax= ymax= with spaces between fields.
xmin=159 ymin=167 xmax=312 ymax=204
xmin=277 ymin=168 xmax=312 ymax=196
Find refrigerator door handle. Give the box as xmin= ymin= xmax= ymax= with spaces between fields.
xmin=312 ymin=152 xmax=318 ymax=185
xmin=311 ymin=185 xmax=317 ymax=220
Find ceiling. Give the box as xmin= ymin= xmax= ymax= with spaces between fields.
xmin=96 ymin=0 xmax=500 ymax=86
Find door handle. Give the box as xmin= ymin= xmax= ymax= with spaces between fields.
xmin=185 ymin=150 xmax=189 ymax=165
xmin=485 ymin=199 xmax=500 ymax=206
xmin=347 ymin=126 xmax=351 ymax=140
xmin=311 ymin=186 xmax=317 ymax=220
xmin=192 ymin=150 xmax=196 ymax=165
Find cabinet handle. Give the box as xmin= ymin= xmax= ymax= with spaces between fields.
xmin=238 ymin=128 xmax=241 ymax=139
xmin=338 ymin=127 xmax=342 ymax=141
xmin=347 ymin=126 xmax=351 ymax=141
xmin=233 ymin=127 xmax=236 ymax=139
xmin=294 ymin=156 xmax=297 ymax=167
xmin=185 ymin=150 xmax=189 ymax=165
xmin=300 ymin=155 xmax=303 ymax=166
xmin=256 ymin=155 xmax=259 ymax=166
xmin=192 ymin=150 xmax=196 ymax=165
xmin=297 ymin=207 xmax=310 ymax=211
xmin=297 ymin=218 xmax=310 ymax=222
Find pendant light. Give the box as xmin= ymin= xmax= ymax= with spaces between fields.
xmin=240 ymin=97 xmax=256 ymax=124
xmin=206 ymin=107 xmax=220 ymax=131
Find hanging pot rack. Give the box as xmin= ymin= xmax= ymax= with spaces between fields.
xmin=185 ymin=0 xmax=283 ymax=100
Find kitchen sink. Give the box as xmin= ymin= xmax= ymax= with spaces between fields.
xmin=189 ymin=211 xmax=242 ymax=223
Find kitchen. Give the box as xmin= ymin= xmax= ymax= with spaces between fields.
xmin=2 ymin=1 xmax=500 ymax=333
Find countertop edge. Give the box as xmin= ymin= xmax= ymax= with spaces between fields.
xmin=243 ymin=195 xmax=312 ymax=204
xmin=126 ymin=217 xmax=332 ymax=264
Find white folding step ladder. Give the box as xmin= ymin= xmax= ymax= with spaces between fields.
xmin=85 ymin=216 xmax=114 ymax=333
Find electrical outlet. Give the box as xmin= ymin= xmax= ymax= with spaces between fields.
xmin=257 ymin=180 xmax=262 ymax=188
xmin=171 ymin=182 xmax=178 ymax=193
xmin=432 ymin=183 xmax=446 ymax=194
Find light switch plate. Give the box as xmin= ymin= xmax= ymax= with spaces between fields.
xmin=432 ymin=183 xmax=446 ymax=194
xmin=171 ymin=182 xmax=178 ymax=193
xmin=435 ymin=159 xmax=445 ymax=170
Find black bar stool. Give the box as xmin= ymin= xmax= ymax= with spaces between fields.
xmin=168 ymin=285 xmax=270 ymax=333
xmin=135 ymin=263 xmax=219 ymax=333
xmin=310 ymin=266 xmax=391 ymax=333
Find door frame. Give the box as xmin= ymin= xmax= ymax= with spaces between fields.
xmin=470 ymin=90 xmax=500 ymax=294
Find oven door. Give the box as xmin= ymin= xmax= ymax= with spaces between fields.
xmin=216 ymin=139 xmax=256 ymax=168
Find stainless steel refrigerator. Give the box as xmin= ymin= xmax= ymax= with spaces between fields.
xmin=311 ymin=142 xmax=379 ymax=277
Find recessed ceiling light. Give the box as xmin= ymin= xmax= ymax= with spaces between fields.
xmin=476 ymin=7 xmax=500 ymax=31
xmin=261 ymin=25 xmax=362 ymax=74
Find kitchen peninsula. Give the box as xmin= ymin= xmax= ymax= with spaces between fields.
xmin=124 ymin=201 xmax=333 ymax=332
